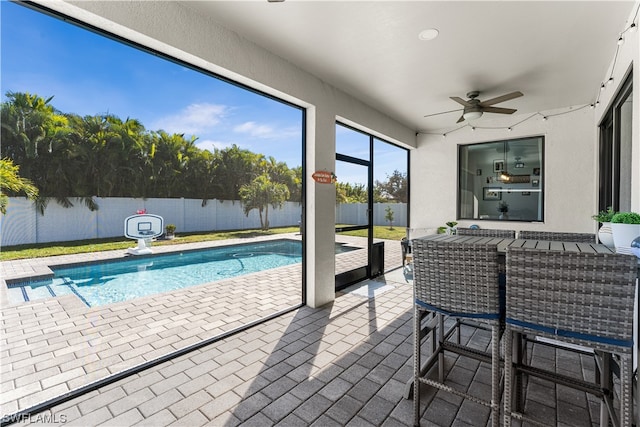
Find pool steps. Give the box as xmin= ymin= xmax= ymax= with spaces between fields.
xmin=7 ymin=278 xmax=90 ymax=307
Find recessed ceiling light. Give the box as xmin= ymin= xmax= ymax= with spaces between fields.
xmin=418 ymin=28 xmax=439 ymax=41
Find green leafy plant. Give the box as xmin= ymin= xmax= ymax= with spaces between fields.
xmin=610 ymin=212 xmax=640 ymax=224
xmin=444 ymin=221 xmax=458 ymax=235
xmin=165 ymin=224 xmax=176 ymax=234
xmin=437 ymin=226 xmax=447 ymax=234
xmin=384 ymin=206 xmax=395 ymax=230
xmin=592 ymin=206 xmax=616 ymax=223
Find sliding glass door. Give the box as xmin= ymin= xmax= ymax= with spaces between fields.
xmin=335 ymin=124 xmax=372 ymax=290
xmin=334 ymin=123 xmax=409 ymax=290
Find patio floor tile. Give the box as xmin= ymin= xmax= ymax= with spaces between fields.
xmin=1 ymin=236 xmax=613 ymax=426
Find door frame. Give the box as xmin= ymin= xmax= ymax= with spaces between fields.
xmin=335 ymin=143 xmax=374 ymax=291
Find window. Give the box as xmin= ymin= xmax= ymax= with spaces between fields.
xmin=598 ymin=72 xmax=632 ymax=212
xmin=458 ymin=136 xmax=544 ymax=222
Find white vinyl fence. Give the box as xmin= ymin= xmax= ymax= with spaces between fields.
xmin=1 ymin=198 xmax=407 ymax=246
xmin=336 ymin=203 xmax=408 ymax=229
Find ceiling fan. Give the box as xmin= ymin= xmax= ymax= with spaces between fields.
xmin=425 ymin=90 xmax=524 ymax=123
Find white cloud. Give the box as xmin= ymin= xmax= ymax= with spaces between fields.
xmin=233 ymin=122 xmax=302 ymax=142
xmin=195 ymin=139 xmax=234 ymax=153
xmin=151 ymin=103 xmax=227 ymax=135
xmin=233 ymin=121 xmax=274 ymax=138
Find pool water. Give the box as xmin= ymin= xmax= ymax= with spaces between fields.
xmin=8 ymin=239 xmax=361 ymax=307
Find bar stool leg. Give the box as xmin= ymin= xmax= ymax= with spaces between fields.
xmin=438 ymin=314 xmax=445 ymax=382
xmin=413 ymin=305 xmax=422 ymax=426
xmin=514 ymin=333 xmax=524 ymax=412
xmin=503 ymin=327 xmax=513 ymax=427
xmin=490 ymin=324 xmax=500 ymax=427
xmin=598 ymin=352 xmax=610 ymax=427
xmin=621 ymin=356 xmax=632 ymax=427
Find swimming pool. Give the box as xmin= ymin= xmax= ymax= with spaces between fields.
xmin=7 ymin=239 xmax=360 ymax=307
xmin=7 ymin=239 xmax=357 ymax=307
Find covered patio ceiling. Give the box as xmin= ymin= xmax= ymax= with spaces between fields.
xmin=183 ymin=1 xmax=634 ymax=133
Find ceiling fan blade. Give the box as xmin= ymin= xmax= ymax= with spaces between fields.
xmin=456 ymin=115 xmax=466 ymax=123
xmin=450 ymin=96 xmax=472 ymax=107
xmin=479 ymin=91 xmax=523 ymax=107
xmin=424 ymin=108 xmax=463 ymax=118
xmin=482 ymin=106 xmax=517 ymax=115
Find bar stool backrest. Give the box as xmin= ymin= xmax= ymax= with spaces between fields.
xmin=517 ymin=231 xmax=596 ymax=243
xmin=413 ymin=239 xmax=501 ymax=318
xmin=457 ymin=228 xmax=516 ymax=238
xmin=505 ymin=247 xmax=636 ymax=352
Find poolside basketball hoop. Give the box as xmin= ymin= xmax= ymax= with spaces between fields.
xmin=124 ymin=214 xmax=164 ymax=255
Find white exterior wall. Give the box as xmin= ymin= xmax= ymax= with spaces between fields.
xmin=412 ymin=7 xmax=640 ymax=236
xmin=412 ymin=107 xmax=598 ymax=235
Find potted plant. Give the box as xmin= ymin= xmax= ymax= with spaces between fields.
xmin=445 ymin=221 xmax=458 ymax=235
xmin=610 ymin=212 xmax=640 ymax=254
xmin=591 ymin=206 xmax=616 ymax=248
xmin=165 ymin=224 xmax=176 ymax=240
xmin=497 ymin=201 xmax=509 ymax=220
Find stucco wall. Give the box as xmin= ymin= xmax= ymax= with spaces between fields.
xmin=411 ymin=4 xmax=640 ymax=235
xmin=411 ymin=106 xmax=598 ymax=235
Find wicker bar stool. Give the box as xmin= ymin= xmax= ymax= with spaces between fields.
xmin=401 ymin=237 xmax=412 ymax=266
xmin=504 ymin=247 xmax=637 ymax=427
xmin=518 ymin=230 xmax=596 ymax=242
xmin=457 ymin=227 xmax=516 ymax=238
xmin=412 ymin=239 xmax=503 ymax=427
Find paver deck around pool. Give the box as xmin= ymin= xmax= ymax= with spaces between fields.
xmin=0 ymin=233 xmax=402 ymax=418
xmin=1 ymin=236 xmax=602 ymax=426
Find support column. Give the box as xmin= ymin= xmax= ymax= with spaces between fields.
xmin=305 ymin=107 xmax=336 ymax=308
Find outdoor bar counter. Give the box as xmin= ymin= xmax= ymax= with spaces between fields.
xmin=406 ymin=234 xmax=640 ymax=425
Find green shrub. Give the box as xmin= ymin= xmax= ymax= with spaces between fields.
xmin=610 ymin=212 xmax=640 ymax=224
xmin=592 ymin=206 xmax=616 ymax=223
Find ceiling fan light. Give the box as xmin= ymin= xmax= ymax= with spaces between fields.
xmin=463 ymin=110 xmax=483 ymax=121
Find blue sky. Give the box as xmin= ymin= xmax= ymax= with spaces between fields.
xmin=1 ymin=1 xmax=406 ymax=185
xmin=1 ymin=2 xmax=302 ymax=168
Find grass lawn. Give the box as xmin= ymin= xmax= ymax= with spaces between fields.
xmin=0 ymin=225 xmax=404 ymax=261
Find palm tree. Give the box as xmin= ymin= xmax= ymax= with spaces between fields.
xmin=239 ymin=174 xmax=290 ymax=230
xmin=1 ymin=91 xmax=69 ymax=180
xmin=0 ymin=158 xmax=38 ymax=215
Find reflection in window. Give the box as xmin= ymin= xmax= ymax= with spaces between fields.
xmin=458 ymin=136 xmax=544 ymax=222
xmin=598 ymin=73 xmax=632 ymax=212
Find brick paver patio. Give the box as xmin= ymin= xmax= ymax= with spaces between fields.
xmin=0 ymin=233 xmax=402 ymax=420
xmin=1 ymin=236 xmax=603 ymax=426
